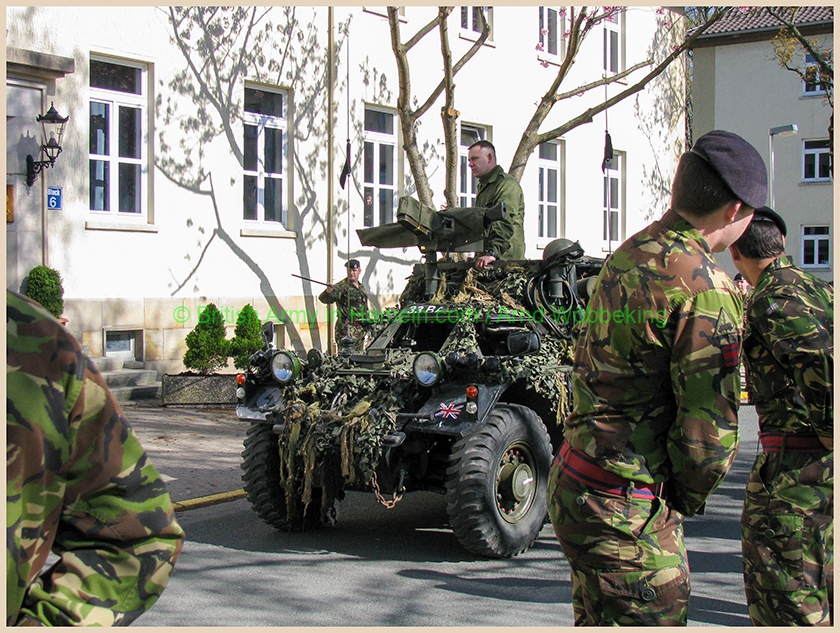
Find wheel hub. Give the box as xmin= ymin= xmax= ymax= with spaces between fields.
xmin=496 ymin=445 xmax=536 ymax=523
xmin=511 ymin=463 xmax=534 ymax=500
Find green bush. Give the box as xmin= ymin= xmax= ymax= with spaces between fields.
xmin=24 ymin=265 xmax=64 ymax=318
xmin=229 ymin=304 xmax=263 ymax=370
xmin=183 ymin=303 xmax=229 ymax=374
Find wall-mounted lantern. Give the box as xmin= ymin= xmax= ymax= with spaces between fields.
xmin=26 ymin=102 xmax=69 ymax=187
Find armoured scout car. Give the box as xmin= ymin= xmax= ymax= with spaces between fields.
xmin=237 ymin=197 xmax=603 ymax=558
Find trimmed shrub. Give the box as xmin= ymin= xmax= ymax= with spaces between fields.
xmin=183 ymin=303 xmax=229 ymax=374
xmin=24 ymin=266 xmax=64 ymax=318
xmin=229 ymin=304 xmax=263 ymax=370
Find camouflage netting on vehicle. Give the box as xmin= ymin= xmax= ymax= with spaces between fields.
xmin=272 ymin=261 xmax=576 ymax=520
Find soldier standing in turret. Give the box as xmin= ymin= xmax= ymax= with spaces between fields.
xmin=730 ymin=206 xmax=833 ymax=626
xmin=547 ymin=130 xmax=767 ymax=625
xmin=319 ymin=259 xmax=370 ymax=351
xmin=467 ymin=140 xmax=525 ymax=269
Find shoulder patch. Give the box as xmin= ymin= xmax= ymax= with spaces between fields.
xmin=714 ymin=308 xmax=740 ymax=368
xmin=713 ymin=308 xmax=736 ymax=338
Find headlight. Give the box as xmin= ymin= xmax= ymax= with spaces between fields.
xmin=271 ymin=351 xmax=301 ymax=384
xmin=413 ymin=352 xmax=443 ymax=387
xmin=307 ymin=348 xmax=323 ymax=370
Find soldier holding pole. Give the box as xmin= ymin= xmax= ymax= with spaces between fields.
xmin=318 ymin=259 xmax=370 ymax=352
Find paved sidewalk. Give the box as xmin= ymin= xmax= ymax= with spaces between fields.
xmin=123 ymin=402 xmax=247 ymax=504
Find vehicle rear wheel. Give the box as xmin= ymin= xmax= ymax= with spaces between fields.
xmin=241 ymin=421 xmax=321 ymax=532
xmin=445 ymin=403 xmax=551 ymax=558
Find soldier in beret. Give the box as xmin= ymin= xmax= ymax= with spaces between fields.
xmin=319 ymin=259 xmax=370 ymax=351
xmin=547 ymin=130 xmax=766 ymax=625
xmin=730 ymin=207 xmax=833 ymax=625
xmin=7 ymin=290 xmax=184 ymax=625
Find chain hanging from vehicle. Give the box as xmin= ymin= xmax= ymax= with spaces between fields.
xmin=370 ymin=471 xmax=405 ymax=509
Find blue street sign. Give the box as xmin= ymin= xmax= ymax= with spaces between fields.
xmin=46 ymin=187 xmax=62 ymax=210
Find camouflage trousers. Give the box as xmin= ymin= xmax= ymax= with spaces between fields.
xmin=335 ymin=323 xmax=369 ymax=352
xmin=547 ymin=460 xmax=689 ymax=626
xmin=741 ymin=449 xmax=833 ymax=626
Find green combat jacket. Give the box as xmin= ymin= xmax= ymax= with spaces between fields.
xmin=319 ymin=278 xmax=370 ymax=326
xmin=6 ymin=290 xmax=184 ymax=626
xmin=563 ymin=209 xmax=742 ymax=517
xmin=743 ymin=255 xmax=834 ymax=438
xmin=475 ymin=165 xmax=525 ymax=260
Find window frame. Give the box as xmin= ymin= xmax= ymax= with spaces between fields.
xmin=362 ymin=106 xmax=398 ymax=228
xmin=242 ymin=84 xmax=289 ymax=226
xmin=460 ymin=6 xmax=494 ymax=43
xmin=88 ymin=56 xmax=149 ymax=219
xmin=602 ymin=8 xmax=623 ymax=75
xmin=458 ymin=123 xmax=487 ymax=207
xmin=602 ymin=150 xmax=624 ymax=250
xmin=802 ymin=139 xmax=832 ymax=182
xmin=537 ymin=140 xmax=562 ymax=240
xmin=802 ymin=52 xmax=829 ymax=96
xmin=801 ymin=224 xmax=831 ymax=269
xmin=537 ymin=7 xmax=565 ymax=65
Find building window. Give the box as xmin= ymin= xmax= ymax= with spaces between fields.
xmin=802 ymin=225 xmax=830 ymax=267
xmin=89 ymin=58 xmax=148 ymax=215
xmin=459 ymin=124 xmax=486 ymax=207
xmin=803 ymin=139 xmax=831 ymax=181
xmin=803 ymin=53 xmax=829 ymax=96
xmin=538 ymin=7 xmax=564 ymax=60
xmin=603 ymin=152 xmax=622 ymax=247
xmin=243 ymin=86 xmax=287 ymax=225
xmin=603 ymin=9 xmax=622 ymax=74
xmin=363 ymin=107 xmax=397 ymax=227
xmin=460 ymin=6 xmax=493 ymax=41
xmin=537 ymin=141 xmax=560 ymax=239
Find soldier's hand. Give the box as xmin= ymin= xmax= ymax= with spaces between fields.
xmin=474 ymin=254 xmax=497 ymax=269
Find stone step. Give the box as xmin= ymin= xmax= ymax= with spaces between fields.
xmin=90 ymin=356 xmax=124 ymax=372
xmin=110 ymin=384 xmax=161 ymax=405
xmin=100 ymin=368 xmax=159 ymax=388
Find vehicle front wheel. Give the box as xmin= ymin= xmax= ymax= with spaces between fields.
xmin=241 ymin=421 xmax=321 ymax=532
xmin=445 ymin=404 xmax=551 ymax=558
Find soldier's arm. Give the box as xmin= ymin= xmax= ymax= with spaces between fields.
xmin=483 ymin=180 xmax=520 ymax=258
xmin=666 ymin=289 xmax=741 ymax=517
xmin=318 ymin=286 xmax=337 ymax=304
xmin=17 ymin=363 xmax=184 ymax=626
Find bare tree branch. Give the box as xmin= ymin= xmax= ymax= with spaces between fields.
xmin=508 ymin=6 xmax=729 ymax=179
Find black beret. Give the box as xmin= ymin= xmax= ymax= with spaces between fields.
xmin=751 ymin=206 xmax=787 ymax=237
xmin=691 ymin=130 xmax=767 ymax=209
xmin=345 ymin=259 xmax=361 ymax=270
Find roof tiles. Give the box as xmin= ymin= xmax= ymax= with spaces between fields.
xmin=697 ymin=6 xmax=833 ymax=37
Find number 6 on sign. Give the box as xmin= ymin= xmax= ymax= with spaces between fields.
xmin=46 ymin=187 xmax=62 ymax=210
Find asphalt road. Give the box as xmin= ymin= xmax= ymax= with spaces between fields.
xmin=130 ymin=402 xmax=759 ymax=627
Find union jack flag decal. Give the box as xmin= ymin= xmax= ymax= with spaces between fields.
xmin=435 ymin=402 xmax=463 ymax=420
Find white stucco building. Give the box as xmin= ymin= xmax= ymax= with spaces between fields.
xmin=6 ymin=6 xmax=687 ymax=375
xmin=691 ymin=6 xmax=834 ymax=283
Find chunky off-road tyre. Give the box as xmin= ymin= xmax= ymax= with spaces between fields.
xmin=241 ymin=421 xmax=321 ymax=532
xmin=445 ymin=404 xmax=551 ymax=558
